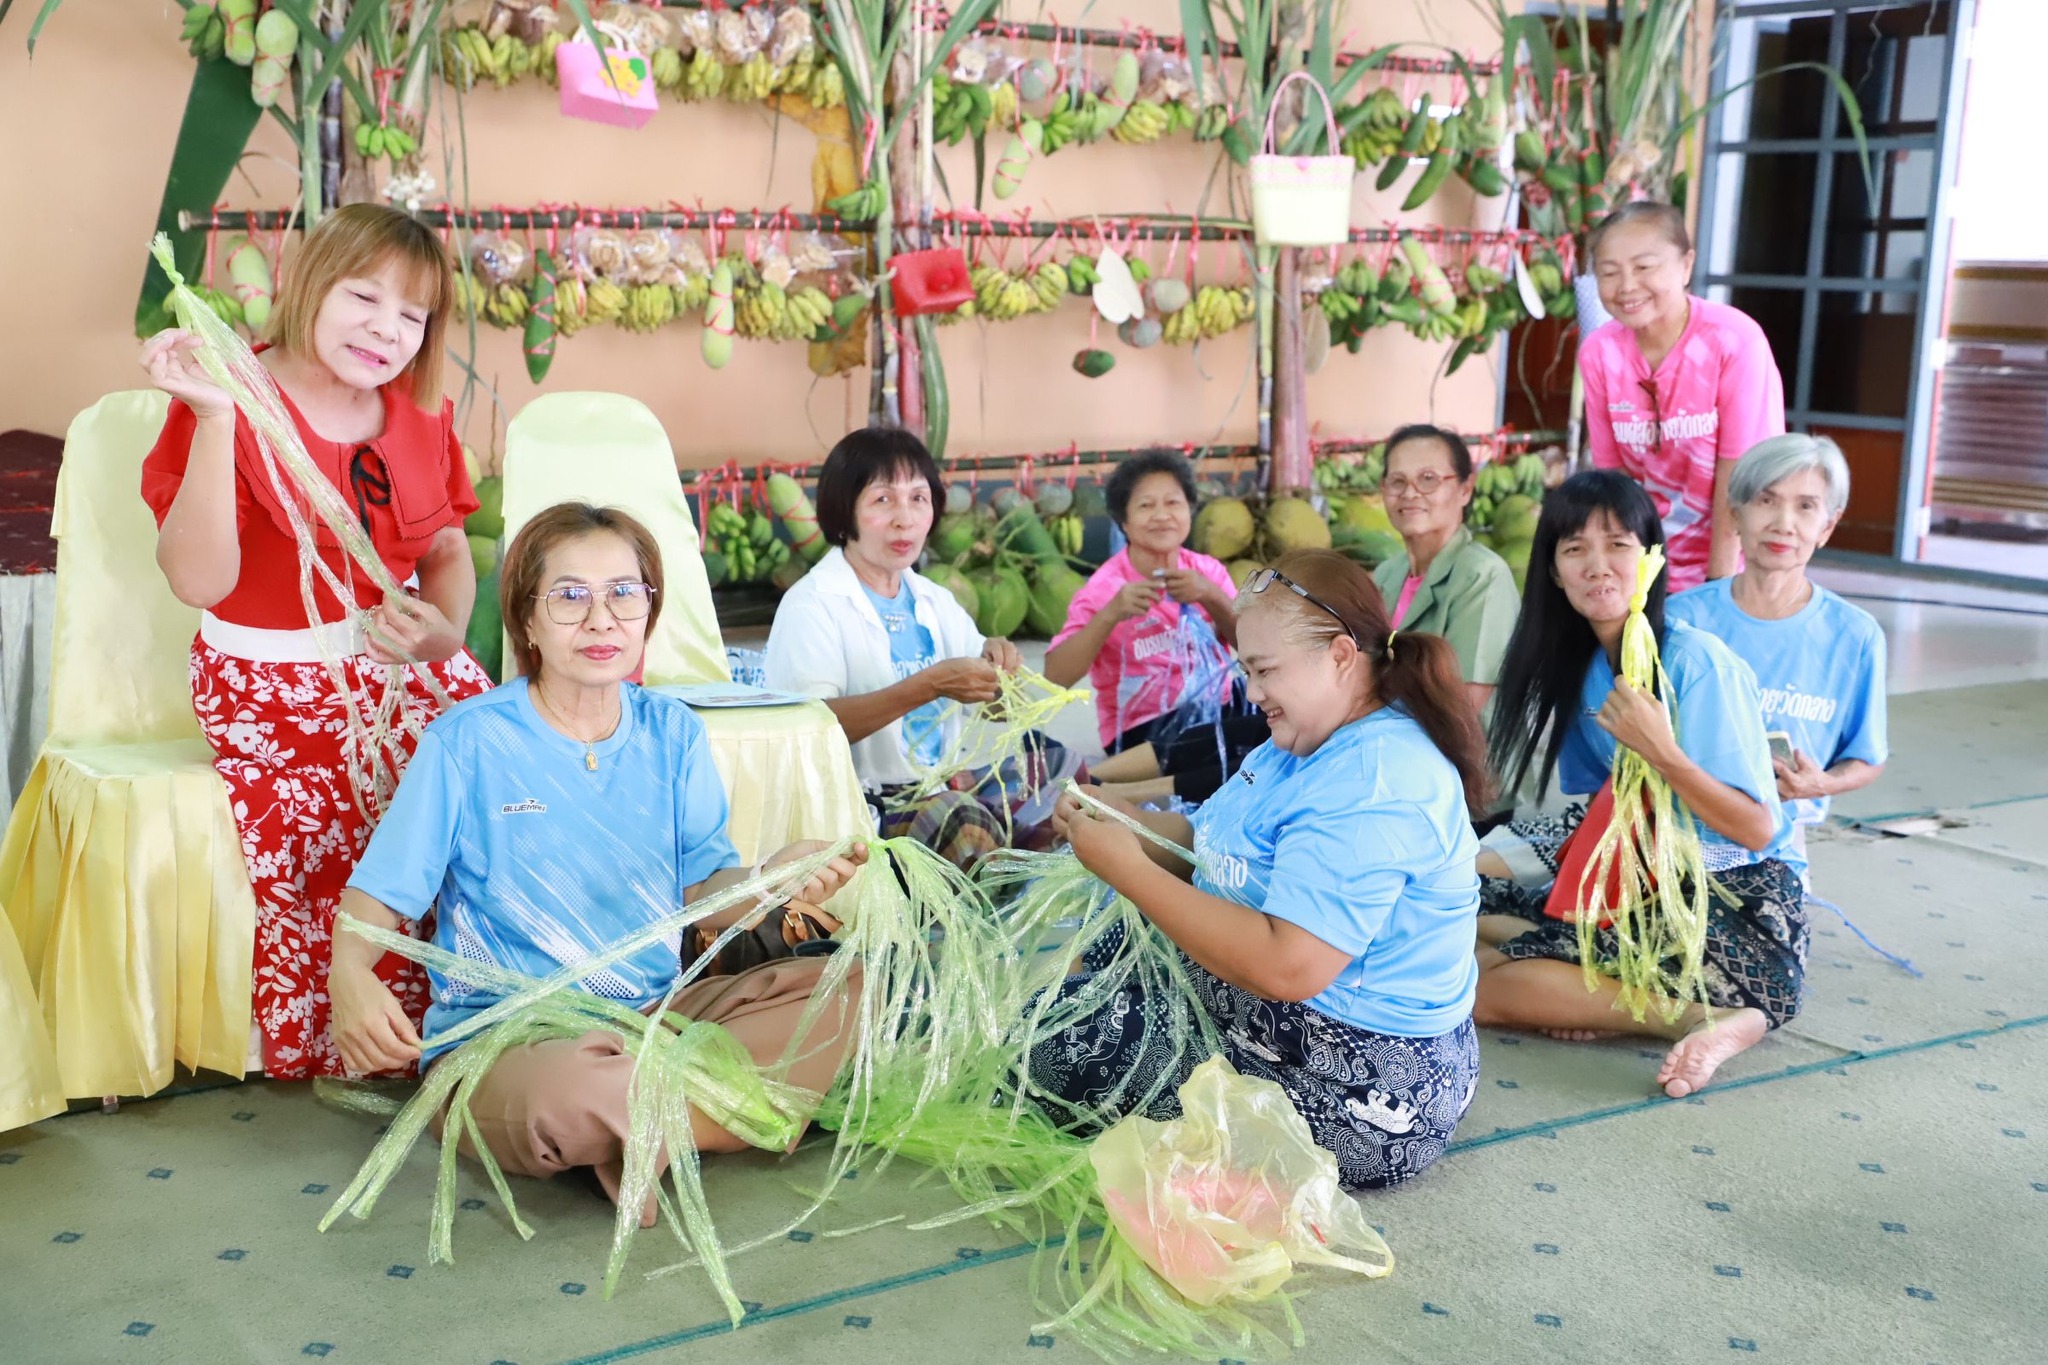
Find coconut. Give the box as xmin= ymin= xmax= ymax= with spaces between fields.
xmin=466 ymin=476 xmax=505 ymax=540
xmin=930 ymin=511 xmax=978 ymax=562
xmin=922 ymin=562 xmax=981 ymax=619
xmin=1018 ymin=58 xmax=1055 ymax=103
xmin=467 ymin=533 xmax=498 ymax=581
xmin=465 ymin=566 xmax=504 ymax=682
xmin=1263 ymin=497 xmax=1332 ymax=553
xmin=971 ymin=564 xmax=1031 ymax=638
xmin=1191 ymin=497 xmax=1255 ymax=560
xmin=1025 ymin=562 xmax=1087 ymax=637
xmin=1493 ymin=493 xmax=1541 ymax=544
xmin=1332 ymin=494 xmax=1395 ymax=536
xmin=1072 ymin=481 xmax=1109 ymax=519
xmin=1146 ymin=278 xmax=1191 ymax=315
xmin=990 ymin=486 xmax=1026 ymax=517
xmin=1035 ymin=482 xmax=1074 ymax=517
xmin=1226 ymin=558 xmax=1263 ymax=591
xmin=1116 ymin=317 xmax=1163 ymax=349
xmin=1496 ymin=537 xmax=1533 ymax=592
xmin=944 ymin=483 xmax=973 ymax=515
xmin=1352 ymin=529 xmax=1404 ymax=566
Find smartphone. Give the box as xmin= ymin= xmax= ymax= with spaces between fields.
xmin=1767 ymin=731 xmax=1794 ymax=766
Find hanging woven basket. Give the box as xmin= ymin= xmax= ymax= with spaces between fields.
xmin=1249 ymin=72 xmax=1355 ymax=248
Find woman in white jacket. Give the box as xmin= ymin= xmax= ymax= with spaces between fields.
xmin=764 ymin=427 xmax=1078 ymax=870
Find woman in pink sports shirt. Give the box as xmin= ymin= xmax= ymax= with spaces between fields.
xmin=1580 ymin=203 xmax=1786 ymax=591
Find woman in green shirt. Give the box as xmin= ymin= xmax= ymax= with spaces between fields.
xmin=1371 ymin=424 xmax=1521 ymax=714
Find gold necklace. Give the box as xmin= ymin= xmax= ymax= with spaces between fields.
xmin=534 ymin=682 xmax=619 ymax=771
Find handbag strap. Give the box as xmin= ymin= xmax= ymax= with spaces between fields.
xmin=1261 ymin=70 xmax=1341 ymax=156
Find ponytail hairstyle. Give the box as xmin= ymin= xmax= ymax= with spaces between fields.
xmin=1245 ymin=550 xmax=1492 ymax=814
xmin=1485 ymin=471 xmax=1668 ymax=800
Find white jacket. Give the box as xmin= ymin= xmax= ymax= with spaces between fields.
xmin=762 ymin=547 xmax=985 ymax=789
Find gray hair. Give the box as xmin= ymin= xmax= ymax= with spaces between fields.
xmin=1728 ymin=434 xmax=1851 ymax=516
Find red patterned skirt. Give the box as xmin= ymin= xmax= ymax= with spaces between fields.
xmin=190 ymin=627 xmax=491 ymax=1079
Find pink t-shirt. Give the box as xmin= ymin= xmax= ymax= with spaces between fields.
xmin=1579 ymin=296 xmax=1784 ymax=592
xmin=1393 ymin=575 xmax=1423 ymax=627
xmin=1052 ymin=548 xmax=1238 ymax=748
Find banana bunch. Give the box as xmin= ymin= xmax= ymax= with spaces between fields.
xmin=353 ymin=122 xmax=420 ymax=162
xmin=554 ymin=277 xmax=591 ymax=337
xmin=535 ymin=30 xmax=565 ymax=85
xmin=706 ymin=502 xmax=788 ymax=585
xmin=1163 ymin=284 xmax=1254 ymax=345
xmin=968 ymin=266 xmax=1045 ymax=323
xmin=1312 ymin=443 xmax=1386 ymax=496
xmin=825 ymin=179 xmax=884 ymax=224
xmin=670 ymin=271 xmax=712 ymax=315
xmin=181 ymin=2 xmax=227 ymax=60
xmin=1110 ymin=99 xmax=1171 ymax=145
xmin=453 ymin=272 xmax=490 ymax=322
xmin=483 ymin=282 xmax=530 ymax=329
xmin=1465 ymin=457 xmax=1549 ymax=528
xmin=585 ymin=278 xmax=629 ymax=326
xmin=989 ymin=81 xmax=1019 ymax=131
xmin=1455 ymin=74 xmax=1511 ymax=197
xmin=1192 ymin=103 xmax=1230 ymax=142
xmin=651 ymin=46 xmax=686 ymax=93
xmin=1047 ymin=511 xmax=1085 ymax=558
xmin=806 ymin=60 xmax=845 ymax=109
xmin=783 ymin=285 xmax=835 ymax=340
xmin=1064 ymin=255 xmax=1100 ymax=295
xmin=1030 ymin=261 xmax=1068 ymax=311
xmin=1339 ymin=87 xmax=1410 ymax=168
xmin=774 ymin=51 xmax=814 ymax=96
xmin=1036 ymin=91 xmax=1089 ymax=154
xmin=733 ymin=273 xmax=783 ymax=341
xmin=441 ymin=27 xmax=525 ymax=89
xmin=930 ymin=74 xmax=996 ymax=146
xmin=726 ymin=53 xmax=776 ymax=103
xmin=619 ymin=282 xmax=677 ymax=334
xmin=681 ymin=48 xmax=726 ymax=101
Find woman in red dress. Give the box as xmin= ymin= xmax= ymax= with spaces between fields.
xmin=138 ymin=204 xmax=492 ymax=1079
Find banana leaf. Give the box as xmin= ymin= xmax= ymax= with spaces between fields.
xmin=133 ymin=52 xmax=268 ymax=336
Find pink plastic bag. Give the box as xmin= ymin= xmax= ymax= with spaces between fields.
xmin=555 ymin=27 xmax=658 ymax=129
xmin=1090 ymin=1057 xmax=1393 ymax=1307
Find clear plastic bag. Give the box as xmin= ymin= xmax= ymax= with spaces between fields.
xmin=1090 ymin=1056 xmax=1394 ymax=1308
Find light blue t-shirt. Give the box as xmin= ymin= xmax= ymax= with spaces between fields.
xmin=349 ymin=680 xmax=739 ymax=1060
xmin=1556 ymin=620 xmax=1803 ymax=875
xmin=860 ymin=578 xmax=945 ymax=767
xmin=1190 ymin=709 xmax=1480 ymax=1038
xmin=1666 ymin=579 xmax=1888 ymax=826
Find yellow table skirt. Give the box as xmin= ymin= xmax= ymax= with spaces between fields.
xmin=0 ymin=698 xmax=871 ymax=1125
xmin=0 ymin=740 xmax=257 ymax=1116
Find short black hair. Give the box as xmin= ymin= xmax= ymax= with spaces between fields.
xmin=1105 ymin=449 xmax=1196 ymax=528
xmin=815 ymin=427 xmax=946 ymax=548
xmin=1383 ymin=423 xmax=1474 ymax=481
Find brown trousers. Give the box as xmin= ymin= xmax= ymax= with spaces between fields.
xmin=434 ymin=958 xmax=861 ymax=1221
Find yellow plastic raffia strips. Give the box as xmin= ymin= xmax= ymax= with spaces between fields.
xmin=147 ymin=233 xmax=454 ymax=822
xmin=1573 ymin=545 xmax=1717 ymax=1022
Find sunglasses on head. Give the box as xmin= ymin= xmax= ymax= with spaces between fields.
xmin=1245 ymin=567 xmax=1359 ymax=645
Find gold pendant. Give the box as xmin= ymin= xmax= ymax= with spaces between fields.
xmin=585 ymin=749 xmax=599 ymax=771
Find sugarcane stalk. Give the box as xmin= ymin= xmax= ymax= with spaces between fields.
xmin=1271 ymin=248 xmax=1311 ymax=491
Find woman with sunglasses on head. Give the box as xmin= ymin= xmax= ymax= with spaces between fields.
xmin=1581 ymin=202 xmax=1786 ymax=592
xmin=1371 ymin=424 xmax=1522 ymax=714
xmin=332 ymin=504 xmax=868 ymax=1221
xmin=1042 ymin=551 xmax=1488 ymax=1190
xmin=1472 ymin=472 xmax=1806 ymax=1099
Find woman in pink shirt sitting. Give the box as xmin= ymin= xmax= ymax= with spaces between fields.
xmin=1045 ymin=451 xmax=1263 ymax=804
xmin=1580 ymin=202 xmax=1786 ymax=592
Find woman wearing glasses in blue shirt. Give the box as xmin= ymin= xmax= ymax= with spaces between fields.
xmin=1042 ymin=551 xmax=1488 ymax=1189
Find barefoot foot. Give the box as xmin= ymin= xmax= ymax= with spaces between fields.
xmin=1658 ymin=1008 xmax=1770 ymax=1097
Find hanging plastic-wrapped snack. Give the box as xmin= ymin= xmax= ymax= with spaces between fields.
xmin=468 ymin=230 xmax=530 ymax=331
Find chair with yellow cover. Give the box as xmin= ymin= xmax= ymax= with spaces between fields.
xmin=501 ymin=391 xmax=728 ymax=686
xmin=0 ymin=391 xmax=255 ymax=1110
xmin=500 ymin=393 xmax=876 ymax=875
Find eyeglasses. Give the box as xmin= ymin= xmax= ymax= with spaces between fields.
xmin=1382 ymin=469 xmax=1456 ymax=498
xmin=1245 ymin=567 xmax=1359 ymax=644
xmin=536 ymin=581 xmax=656 ymax=625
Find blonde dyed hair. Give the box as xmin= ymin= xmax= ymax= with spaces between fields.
xmin=267 ymin=203 xmax=453 ymax=406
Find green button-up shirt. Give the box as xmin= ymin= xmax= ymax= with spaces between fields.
xmin=1371 ymin=526 xmax=1522 ymax=685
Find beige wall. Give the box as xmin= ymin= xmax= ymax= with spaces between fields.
xmin=0 ymin=0 xmax=1508 ymax=472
